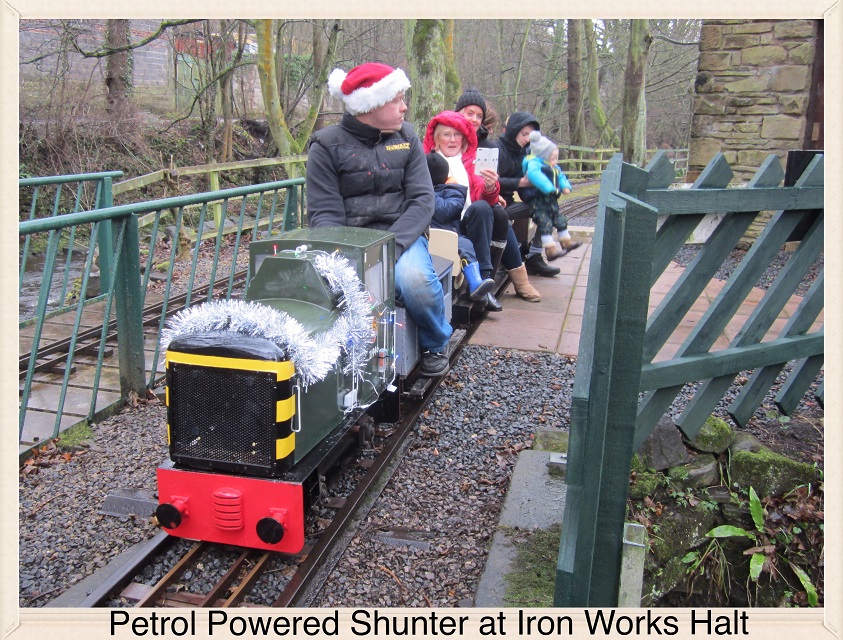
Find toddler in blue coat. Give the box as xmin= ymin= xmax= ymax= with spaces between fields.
xmin=521 ymin=130 xmax=582 ymax=261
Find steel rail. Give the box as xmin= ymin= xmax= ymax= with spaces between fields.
xmin=19 ymin=269 xmax=249 ymax=379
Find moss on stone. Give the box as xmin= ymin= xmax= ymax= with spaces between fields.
xmin=56 ymin=422 xmax=93 ymax=450
xmin=730 ymin=447 xmax=820 ymax=497
xmin=642 ymin=505 xmax=717 ymax=606
xmin=533 ymin=429 xmax=569 ymax=453
xmin=687 ymin=415 xmax=734 ymax=454
xmin=502 ymin=524 xmax=561 ymax=607
xmin=629 ymin=471 xmax=661 ymax=500
xmin=667 ymin=465 xmax=690 ymax=481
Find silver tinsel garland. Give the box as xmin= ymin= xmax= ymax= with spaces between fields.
xmin=160 ymin=251 xmax=376 ymax=386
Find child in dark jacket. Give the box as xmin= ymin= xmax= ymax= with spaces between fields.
xmin=426 ymin=152 xmax=495 ymax=302
xmin=521 ymin=130 xmax=582 ymax=261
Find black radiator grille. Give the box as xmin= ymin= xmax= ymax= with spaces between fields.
xmin=170 ymin=364 xmax=277 ymax=470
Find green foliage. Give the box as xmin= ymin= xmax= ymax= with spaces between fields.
xmin=685 ymin=485 xmax=822 ymax=607
xmin=765 ymin=408 xmax=792 ymax=428
xmin=56 ymin=422 xmax=94 ymax=450
xmin=283 ymin=53 xmax=312 ymax=87
xmin=789 ymin=563 xmax=818 ymax=607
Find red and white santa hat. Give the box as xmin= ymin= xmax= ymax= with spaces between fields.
xmin=328 ymin=63 xmax=411 ymax=115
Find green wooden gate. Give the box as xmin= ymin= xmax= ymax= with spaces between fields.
xmin=555 ymin=150 xmax=824 ymax=606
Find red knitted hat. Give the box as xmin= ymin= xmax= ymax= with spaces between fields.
xmin=328 ymin=63 xmax=411 ymax=115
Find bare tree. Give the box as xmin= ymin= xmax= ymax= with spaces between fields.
xmin=621 ymin=19 xmax=652 ymax=165
xmin=566 ymin=20 xmax=586 ymax=149
xmin=254 ymin=19 xmax=340 ymax=173
xmin=443 ymin=20 xmax=461 ymax=108
xmin=407 ymin=20 xmax=448 ymax=126
xmin=104 ymin=20 xmax=131 ymax=116
xmin=584 ymin=20 xmax=618 ymax=147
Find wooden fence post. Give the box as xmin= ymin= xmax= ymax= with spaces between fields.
xmin=556 ymin=156 xmax=659 ymax=606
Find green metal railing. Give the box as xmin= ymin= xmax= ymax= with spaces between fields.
xmin=19 ymin=171 xmax=123 ymax=314
xmin=19 ymin=175 xmax=305 ymax=449
xmin=131 ymin=179 xmax=305 ymax=390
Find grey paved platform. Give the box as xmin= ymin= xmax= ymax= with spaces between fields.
xmin=474 ymin=450 xmax=567 ymax=607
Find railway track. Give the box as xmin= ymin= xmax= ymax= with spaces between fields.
xmin=560 ymin=195 xmax=599 ymax=223
xmin=20 ymin=269 xmax=249 ymax=380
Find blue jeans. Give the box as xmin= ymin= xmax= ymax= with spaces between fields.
xmin=501 ymin=223 xmax=524 ymax=271
xmin=459 ymin=201 xmax=494 ymax=276
xmin=395 ymin=236 xmax=453 ymax=353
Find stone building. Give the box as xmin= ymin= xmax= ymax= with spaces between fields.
xmin=687 ymin=19 xmax=823 ymax=246
xmin=689 ymin=19 xmax=823 ymax=183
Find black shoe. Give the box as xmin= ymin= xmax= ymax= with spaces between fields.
xmin=485 ymin=292 xmax=503 ymax=312
xmin=524 ymin=253 xmax=560 ymax=277
xmin=420 ymin=351 xmax=449 ymax=377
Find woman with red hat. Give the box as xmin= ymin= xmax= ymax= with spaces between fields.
xmin=423 ymin=111 xmax=541 ymax=304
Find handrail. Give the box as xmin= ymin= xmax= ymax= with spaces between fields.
xmin=19 ymin=171 xmax=123 ymax=187
xmin=20 ymin=178 xmax=305 ymax=234
xmin=112 ymin=156 xmax=307 ymax=196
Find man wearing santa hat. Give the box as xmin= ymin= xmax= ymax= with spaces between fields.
xmin=306 ymin=62 xmax=453 ymax=377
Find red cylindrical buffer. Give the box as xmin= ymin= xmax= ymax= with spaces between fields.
xmin=156 ymin=497 xmax=189 ymax=529
xmin=212 ymin=488 xmax=244 ymax=530
xmin=256 ymin=508 xmax=289 ymax=545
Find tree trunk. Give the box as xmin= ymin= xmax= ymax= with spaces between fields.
xmin=512 ymin=20 xmax=532 ymax=108
xmin=443 ymin=19 xmax=461 ymax=107
xmin=621 ymin=19 xmax=652 ymax=166
xmin=218 ymin=19 xmax=242 ymax=162
xmin=566 ymin=20 xmax=587 ymax=150
xmin=104 ymin=19 xmax=132 ymax=116
xmin=312 ymin=21 xmax=327 ymax=132
xmin=496 ymin=21 xmax=513 ymax=115
xmin=255 ymin=19 xmax=295 ymax=157
xmin=408 ymin=20 xmax=447 ymax=127
xmin=584 ymin=19 xmax=618 ymax=148
xmin=295 ymin=21 xmax=340 ymax=152
xmin=537 ymin=20 xmax=565 ymax=139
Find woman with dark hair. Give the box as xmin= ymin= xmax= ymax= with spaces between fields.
xmin=494 ymin=112 xmax=561 ymax=277
xmin=424 ymin=109 xmax=541 ymax=305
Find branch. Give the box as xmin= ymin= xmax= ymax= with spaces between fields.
xmin=71 ymin=19 xmax=203 ymax=58
xmin=21 ymin=50 xmax=60 ymax=65
xmin=651 ymin=33 xmax=699 ymax=46
xmin=158 ymin=59 xmax=256 ymax=134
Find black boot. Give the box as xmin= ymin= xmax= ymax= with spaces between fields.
xmin=485 ymin=292 xmax=503 ymax=312
xmin=489 ymin=240 xmax=506 ymax=280
xmin=525 ymin=252 xmax=560 ymax=277
xmin=520 ymin=241 xmax=531 ymax=260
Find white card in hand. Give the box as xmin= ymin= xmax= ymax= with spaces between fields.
xmin=474 ymin=147 xmax=499 ymax=175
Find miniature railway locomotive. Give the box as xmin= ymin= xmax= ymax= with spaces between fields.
xmin=155 ymin=227 xmax=407 ymax=553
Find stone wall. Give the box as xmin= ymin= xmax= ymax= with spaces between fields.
xmin=689 ymin=19 xmax=819 ymax=183
xmin=20 ymin=20 xmax=172 ymax=89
